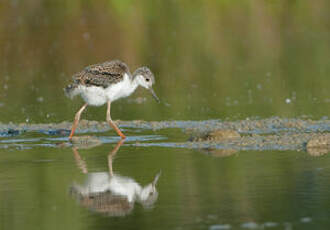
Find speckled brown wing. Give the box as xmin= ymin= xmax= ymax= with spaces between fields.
xmin=70 ymin=185 xmax=133 ymax=216
xmin=72 ymin=60 xmax=130 ymax=88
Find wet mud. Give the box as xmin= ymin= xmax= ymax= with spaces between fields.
xmin=0 ymin=117 xmax=329 ymax=155
xmin=1 ymin=117 xmax=329 ymax=133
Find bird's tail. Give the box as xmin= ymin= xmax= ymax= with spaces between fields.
xmin=64 ymin=83 xmax=79 ymax=99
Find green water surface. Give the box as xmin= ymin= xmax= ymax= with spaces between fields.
xmin=0 ymin=1 xmax=330 ymax=230
xmin=1 ymin=136 xmax=330 ymax=230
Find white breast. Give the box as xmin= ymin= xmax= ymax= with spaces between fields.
xmin=77 ymin=85 xmax=107 ymax=106
xmin=108 ymin=175 xmax=141 ymax=202
xmin=75 ymin=73 xmax=137 ymax=106
xmin=77 ymin=172 xmax=141 ymax=203
xmin=105 ymin=74 xmax=137 ymax=102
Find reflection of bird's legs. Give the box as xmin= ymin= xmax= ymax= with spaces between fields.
xmin=108 ymin=139 xmax=125 ymax=176
xmin=72 ymin=147 xmax=88 ymax=174
xmin=106 ymin=101 xmax=126 ymax=139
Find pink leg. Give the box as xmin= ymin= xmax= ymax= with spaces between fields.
xmin=72 ymin=147 xmax=88 ymax=174
xmin=106 ymin=101 xmax=126 ymax=139
xmin=108 ymin=139 xmax=125 ymax=176
xmin=69 ymin=103 xmax=88 ymax=140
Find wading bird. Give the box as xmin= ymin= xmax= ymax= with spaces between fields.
xmin=65 ymin=60 xmax=159 ymax=140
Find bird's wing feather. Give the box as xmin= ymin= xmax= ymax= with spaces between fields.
xmin=72 ymin=60 xmax=130 ymax=88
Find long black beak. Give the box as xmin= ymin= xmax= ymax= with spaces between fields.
xmin=149 ymin=88 xmax=160 ymax=103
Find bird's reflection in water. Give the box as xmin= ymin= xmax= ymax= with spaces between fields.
xmin=70 ymin=139 xmax=161 ymax=216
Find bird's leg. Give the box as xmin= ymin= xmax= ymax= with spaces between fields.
xmin=72 ymin=147 xmax=88 ymax=174
xmin=106 ymin=101 xmax=126 ymax=139
xmin=69 ymin=103 xmax=88 ymax=140
xmin=108 ymin=139 xmax=125 ymax=176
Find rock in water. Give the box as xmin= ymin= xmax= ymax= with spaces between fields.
xmin=307 ymin=134 xmax=330 ymax=156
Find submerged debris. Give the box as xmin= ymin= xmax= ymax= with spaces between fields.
xmin=40 ymin=129 xmax=70 ymax=136
xmin=191 ymin=129 xmax=240 ymax=142
xmin=0 ymin=129 xmax=21 ymax=137
xmin=189 ymin=132 xmax=330 ymax=156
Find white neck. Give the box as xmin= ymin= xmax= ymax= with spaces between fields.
xmin=117 ymin=73 xmax=139 ymax=98
xmin=131 ymin=76 xmax=140 ymax=91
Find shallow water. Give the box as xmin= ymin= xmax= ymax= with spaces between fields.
xmin=1 ymin=1 xmax=330 ymax=229
xmin=1 ymin=128 xmax=330 ymax=230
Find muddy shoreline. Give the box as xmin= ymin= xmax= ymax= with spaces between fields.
xmin=0 ymin=117 xmax=330 ymax=154
xmin=1 ymin=117 xmax=330 ymax=133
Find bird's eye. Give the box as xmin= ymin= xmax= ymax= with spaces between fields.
xmin=146 ymin=78 xmax=150 ymax=82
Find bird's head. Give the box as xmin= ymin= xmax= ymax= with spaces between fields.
xmin=133 ymin=67 xmax=160 ymax=103
xmin=138 ymin=171 xmax=161 ymax=209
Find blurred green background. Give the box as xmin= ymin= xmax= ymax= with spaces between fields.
xmin=1 ymin=2 xmax=330 ymax=230
xmin=0 ymin=0 xmax=329 ymax=123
